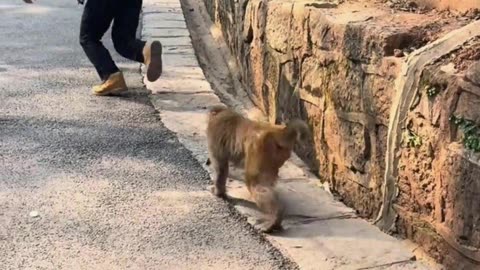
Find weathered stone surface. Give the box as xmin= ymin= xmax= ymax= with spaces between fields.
xmin=466 ymin=62 xmax=480 ymax=86
xmin=143 ymin=15 xmax=187 ymax=29
xmin=142 ymin=27 xmax=190 ymax=38
xmin=378 ymin=38 xmax=480 ymax=269
xmin=143 ymin=35 xmax=192 ymax=46
xmin=412 ymin=0 xmax=480 ymax=12
xmin=225 ymin=177 xmax=420 ymax=270
xmin=202 ymin=0 xmax=480 ymax=268
xmin=145 ymin=74 xmax=211 ymax=93
xmin=454 ymin=91 xmax=480 ymax=122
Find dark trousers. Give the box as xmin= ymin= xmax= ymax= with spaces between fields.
xmin=79 ymin=0 xmax=146 ymax=81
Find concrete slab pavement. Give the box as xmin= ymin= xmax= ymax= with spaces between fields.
xmin=142 ymin=0 xmax=442 ymax=269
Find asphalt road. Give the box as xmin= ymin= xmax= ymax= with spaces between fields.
xmin=0 ymin=1 xmax=296 ymax=269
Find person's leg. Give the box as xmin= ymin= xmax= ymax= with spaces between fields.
xmin=111 ymin=0 xmax=144 ymax=62
xmin=112 ymin=0 xmax=163 ymax=82
xmin=79 ymin=0 xmax=117 ymax=81
xmin=80 ymin=0 xmax=128 ymax=96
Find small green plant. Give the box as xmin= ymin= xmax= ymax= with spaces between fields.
xmin=464 ymin=135 xmax=480 ymax=152
xmin=405 ymin=129 xmax=422 ymax=148
xmin=450 ymin=115 xmax=480 ymax=152
xmin=425 ymin=84 xmax=439 ymax=98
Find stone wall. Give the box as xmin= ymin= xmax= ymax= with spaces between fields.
xmin=201 ymin=0 xmax=480 ymax=268
xmin=414 ymin=0 xmax=480 ymax=12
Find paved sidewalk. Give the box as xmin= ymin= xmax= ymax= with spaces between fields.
xmin=142 ymin=0 xmax=439 ymax=269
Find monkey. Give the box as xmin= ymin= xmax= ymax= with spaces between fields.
xmin=205 ymin=105 xmax=309 ymax=233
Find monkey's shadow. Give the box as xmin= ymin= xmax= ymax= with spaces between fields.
xmin=226 ymin=196 xmax=258 ymax=210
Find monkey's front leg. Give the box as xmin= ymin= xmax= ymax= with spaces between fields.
xmin=246 ymin=178 xmax=284 ymax=233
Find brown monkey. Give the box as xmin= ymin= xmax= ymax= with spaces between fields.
xmin=206 ymin=105 xmax=309 ymax=232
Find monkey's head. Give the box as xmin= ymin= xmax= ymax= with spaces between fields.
xmin=257 ymin=119 xmax=310 ymax=168
xmin=208 ymin=105 xmax=227 ymax=115
xmin=207 ymin=105 xmax=228 ymax=121
xmin=260 ymin=130 xmax=294 ymax=167
xmin=285 ymin=119 xmax=310 ymax=144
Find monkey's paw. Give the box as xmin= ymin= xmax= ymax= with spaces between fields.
xmin=207 ymin=185 xmax=227 ymax=199
xmin=255 ymin=219 xmax=283 ymax=233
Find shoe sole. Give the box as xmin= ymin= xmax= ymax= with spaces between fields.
xmin=92 ymin=87 xmax=128 ymax=96
xmin=146 ymin=41 xmax=163 ymax=82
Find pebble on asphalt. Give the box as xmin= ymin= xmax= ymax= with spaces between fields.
xmin=29 ymin=211 xmax=40 ymax=218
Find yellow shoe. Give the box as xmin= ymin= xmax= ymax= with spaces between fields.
xmin=92 ymin=72 xmax=128 ymax=96
xmin=143 ymin=40 xmax=163 ymax=82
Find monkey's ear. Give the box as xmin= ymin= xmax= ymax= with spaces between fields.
xmin=208 ymin=105 xmax=228 ymax=115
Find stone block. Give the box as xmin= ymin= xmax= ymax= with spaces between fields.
xmin=466 ymin=62 xmax=480 ymax=86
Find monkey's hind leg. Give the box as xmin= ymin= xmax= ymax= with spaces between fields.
xmin=209 ymin=156 xmax=229 ymax=199
xmin=250 ymin=185 xmax=284 ymax=233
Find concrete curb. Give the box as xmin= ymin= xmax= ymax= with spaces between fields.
xmin=141 ymin=0 xmax=438 ymax=269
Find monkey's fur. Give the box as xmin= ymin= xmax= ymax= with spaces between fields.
xmin=206 ymin=105 xmax=309 ymax=232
